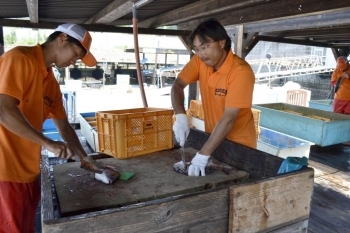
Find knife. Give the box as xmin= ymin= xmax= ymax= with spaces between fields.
xmin=180 ymin=145 xmax=186 ymax=170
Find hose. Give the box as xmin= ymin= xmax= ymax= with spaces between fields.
xmin=132 ymin=3 xmax=148 ymax=107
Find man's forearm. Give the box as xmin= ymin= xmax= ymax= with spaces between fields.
xmin=0 ymin=104 xmax=49 ymax=146
xmin=171 ymin=79 xmax=186 ymax=114
xmin=56 ymin=121 xmax=87 ymax=159
xmin=199 ymin=117 xmax=235 ymax=155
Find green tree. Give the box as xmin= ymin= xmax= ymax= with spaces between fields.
xmin=4 ymin=28 xmax=17 ymax=44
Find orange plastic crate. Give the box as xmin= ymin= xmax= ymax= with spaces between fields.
xmin=189 ymin=100 xmax=205 ymax=120
xmin=96 ymin=108 xmax=174 ymax=159
xmin=252 ymin=108 xmax=261 ymax=137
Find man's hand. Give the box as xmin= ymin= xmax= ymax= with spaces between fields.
xmin=44 ymin=140 xmax=75 ymax=159
xmin=342 ymin=72 xmax=349 ymax=79
xmin=188 ymin=152 xmax=210 ymax=176
xmin=173 ymin=113 xmax=190 ymax=146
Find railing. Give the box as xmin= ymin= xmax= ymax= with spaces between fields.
xmin=248 ymin=55 xmax=334 ymax=83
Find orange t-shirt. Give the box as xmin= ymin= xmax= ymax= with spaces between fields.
xmin=179 ymin=51 xmax=256 ymax=148
xmin=0 ymin=45 xmax=66 ymax=183
xmin=331 ymin=65 xmax=350 ymax=100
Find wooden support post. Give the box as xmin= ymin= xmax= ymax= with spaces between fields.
xmin=0 ymin=26 xmax=4 ymax=56
xmin=233 ymin=25 xmax=244 ymax=58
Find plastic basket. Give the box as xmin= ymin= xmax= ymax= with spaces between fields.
xmin=252 ymin=108 xmax=261 ymax=138
xmin=189 ymin=100 xmax=204 ymax=120
xmin=96 ymin=108 xmax=173 ymax=159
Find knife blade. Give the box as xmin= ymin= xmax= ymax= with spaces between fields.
xmin=180 ymin=146 xmax=186 ymax=170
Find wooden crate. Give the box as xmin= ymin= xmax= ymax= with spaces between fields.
xmin=41 ymin=129 xmax=314 ymax=233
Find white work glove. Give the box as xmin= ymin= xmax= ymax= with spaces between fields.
xmin=173 ymin=113 xmax=190 ymax=147
xmin=188 ymin=152 xmax=210 ymax=176
xmin=342 ymin=72 xmax=349 ymax=79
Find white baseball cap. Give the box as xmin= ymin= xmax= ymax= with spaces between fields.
xmin=55 ymin=23 xmax=97 ymax=67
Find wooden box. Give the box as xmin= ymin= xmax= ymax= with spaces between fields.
xmin=41 ymin=129 xmax=314 ymax=233
xmin=253 ymin=103 xmax=350 ymax=146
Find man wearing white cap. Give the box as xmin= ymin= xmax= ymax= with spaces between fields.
xmin=0 ymin=23 xmax=96 ymax=232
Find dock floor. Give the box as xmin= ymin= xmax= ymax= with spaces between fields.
xmin=307 ymin=145 xmax=350 ymax=233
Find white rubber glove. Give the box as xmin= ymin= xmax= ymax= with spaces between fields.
xmin=188 ymin=152 xmax=210 ymax=176
xmin=173 ymin=113 xmax=190 ymax=147
xmin=342 ymin=72 xmax=349 ymax=79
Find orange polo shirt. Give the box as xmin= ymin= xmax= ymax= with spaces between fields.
xmin=0 ymin=45 xmax=66 ymax=183
xmin=331 ymin=65 xmax=350 ymax=100
xmin=179 ymin=51 xmax=256 ymax=148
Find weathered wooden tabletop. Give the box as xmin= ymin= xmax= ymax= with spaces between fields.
xmin=53 ymin=147 xmax=249 ymax=217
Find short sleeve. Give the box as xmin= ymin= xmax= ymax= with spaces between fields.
xmin=178 ymin=55 xmax=201 ymax=84
xmin=225 ymin=67 xmax=255 ymax=108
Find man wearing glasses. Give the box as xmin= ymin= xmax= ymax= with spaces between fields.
xmin=171 ymin=18 xmax=256 ymax=177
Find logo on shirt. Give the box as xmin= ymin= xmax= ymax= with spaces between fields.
xmin=44 ymin=96 xmax=53 ymax=107
xmin=214 ymin=88 xmax=227 ymax=97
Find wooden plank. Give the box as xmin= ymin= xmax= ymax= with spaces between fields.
xmin=178 ymin=0 xmax=350 ymax=30
xmin=186 ymin=129 xmax=284 ymax=179
xmin=53 ymin=147 xmax=249 ymax=217
xmin=228 ymin=169 xmax=314 ymax=233
xmin=242 ymin=10 xmax=350 ymax=33
xmin=40 ymin=154 xmax=55 ymax=222
xmin=309 ymin=183 xmax=350 ymax=231
xmin=25 ymin=0 xmax=38 ymax=23
xmin=0 ymin=18 xmax=191 ymax=36
xmin=307 ymin=217 xmax=336 ymax=233
xmin=85 ymin=0 xmax=132 ymax=24
xmin=309 ymin=159 xmax=350 ymax=186
xmin=43 ymin=188 xmax=230 ymax=233
xmin=270 ymin=219 xmax=308 ymax=233
xmin=138 ymin=0 xmax=268 ymax=28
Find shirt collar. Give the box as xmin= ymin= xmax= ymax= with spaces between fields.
xmin=33 ymin=44 xmax=49 ymax=79
xmin=215 ymin=50 xmax=234 ymax=74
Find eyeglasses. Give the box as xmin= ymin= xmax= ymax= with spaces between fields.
xmin=192 ymin=41 xmax=215 ymax=54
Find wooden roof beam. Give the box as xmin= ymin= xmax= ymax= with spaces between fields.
xmin=178 ymin=0 xmax=350 ymax=30
xmin=257 ymin=35 xmax=331 ymax=48
xmin=85 ymin=0 xmax=131 ymax=24
xmin=138 ymin=0 xmax=268 ymax=28
xmin=86 ymin=0 xmax=154 ymax=24
xmin=26 ymin=0 xmax=38 ymax=23
xmin=0 ymin=19 xmax=190 ymax=36
xmin=241 ymin=11 xmax=350 ymax=33
xmin=265 ymin=26 xmax=350 ymax=38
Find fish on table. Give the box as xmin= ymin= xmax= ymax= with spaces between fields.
xmin=81 ymin=155 xmax=119 ymax=184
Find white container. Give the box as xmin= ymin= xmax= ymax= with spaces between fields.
xmin=257 ymin=126 xmax=314 ymax=159
xmin=79 ymin=112 xmax=99 ymax=152
xmin=64 ymin=80 xmax=82 ymax=91
xmin=189 ymin=115 xmax=205 ymax=131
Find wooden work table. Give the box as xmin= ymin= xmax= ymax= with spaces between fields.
xmin=53 ymin=147 xmax=249 ymax=217
xmin=41 ymin=129 xmax=314 ymax=233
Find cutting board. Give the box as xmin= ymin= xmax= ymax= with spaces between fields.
xmin=53 ymin=147 xmax=249 ymax=217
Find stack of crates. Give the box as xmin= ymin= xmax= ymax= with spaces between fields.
xmin=251 ymin=108 xmax=261 ymax=138
xmin=96 ymin=108 xmax=173 ymax=159
xmin=188 ymin=100 xmax=204 ymax=120
xmin=187 ymin=100 xmax=261 ymax=138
